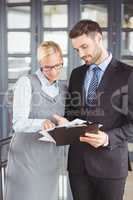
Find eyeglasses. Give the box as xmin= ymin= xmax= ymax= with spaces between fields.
xmin=41 ymin=63 xmax=63 ymax=71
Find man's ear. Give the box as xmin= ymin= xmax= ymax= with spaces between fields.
xmin=96 ymin=32 xmax=102 ymax=43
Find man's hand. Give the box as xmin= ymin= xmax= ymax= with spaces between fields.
xmin=53 ymin=114 xmax=69 ymax=125
xmin=41 ymin=119 xmax=55 ymax=131
xmin=80 ymin=130 xmax=109 ymax=148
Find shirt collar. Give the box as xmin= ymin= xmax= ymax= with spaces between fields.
xmin=35 ymin=68 xmax=59 ymax=87
xmin=98 ymin=52 xmax=112 ymax=72
xmin=89 ymin=52 xmax=112 ymax=72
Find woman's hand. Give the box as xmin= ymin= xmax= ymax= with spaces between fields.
xmin=41 ymin=119 xmax=55 ymax=131
xmin=53 ymin=114 xmax=69 ymax=125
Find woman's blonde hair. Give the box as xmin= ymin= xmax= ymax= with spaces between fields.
xmin=37 ymin=41 xmax=63 ymax=62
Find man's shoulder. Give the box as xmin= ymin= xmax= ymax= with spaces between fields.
xmin=113 ymin=58 xmax=133 ymax=71
xmin=111 ymin=59 xmax=133 ymax=85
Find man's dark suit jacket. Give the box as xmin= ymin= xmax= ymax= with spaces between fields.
xmin=66 ymin=58 xmax=133 ymax=179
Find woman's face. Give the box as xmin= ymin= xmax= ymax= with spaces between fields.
xmin=40 ymin=52 xmax=63 ymax=83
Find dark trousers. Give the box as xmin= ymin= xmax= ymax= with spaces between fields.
xmin=69 ymin=171 xmax=126 ymax=200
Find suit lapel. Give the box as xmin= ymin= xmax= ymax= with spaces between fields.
xmin=97 ymin=58 xmax=118 ymax=92
xmin=76 ymin=59 xmax=118 ymax=104
xmin=77 ymin=65 xmax=89 ymax=102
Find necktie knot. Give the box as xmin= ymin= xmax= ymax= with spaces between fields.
xmin=93 ymin=65 xmax=101 ymax=73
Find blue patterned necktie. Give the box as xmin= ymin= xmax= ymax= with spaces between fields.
xmin=87 ymin=66 xmax=101 ymax=106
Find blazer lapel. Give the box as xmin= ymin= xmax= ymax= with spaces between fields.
xmin=76 ymin=64 xmax=90 ymax=107
xmin=97 ymin=58 xmax=118 ymax=92
xmin=75 ymin=59 xmax=118 ymax=106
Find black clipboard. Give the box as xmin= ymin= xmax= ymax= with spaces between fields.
xmin=48 ymin=123 xmax=99 ymax=146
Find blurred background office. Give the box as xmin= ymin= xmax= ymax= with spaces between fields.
xmin=0 ymin=0 xmax=133 ymax=200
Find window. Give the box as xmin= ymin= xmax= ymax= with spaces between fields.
xmin=7 ymin=2 xmax=31 ymax=89
xmin=8 ymin=32 xmax=31 ymax=54
xmin=81 ymin=4 xmax=108 ymax=27
xmin=7 ymin=6 xmax=31 ymax=29
xmin=121 ymin=2 xmax=133 ymax=60
xmin=43 ymin=5 xmax=68 ymax=28
xmin=7 ymin=0 xmax=30 ymax=2
xmin=8 ymin=57 xmax=31 ymax=79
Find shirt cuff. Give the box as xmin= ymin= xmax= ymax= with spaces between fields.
xmin=103 ymin=134 xmax=109 ymax=147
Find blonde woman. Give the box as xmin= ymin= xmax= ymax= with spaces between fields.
xmin=5 ymin=41 xmax=67 ymax=200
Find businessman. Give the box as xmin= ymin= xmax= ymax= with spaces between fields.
xmin=64 ymin=20 xmax=133 ymax=200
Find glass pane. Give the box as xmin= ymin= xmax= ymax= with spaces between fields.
xmin=8 ymin=83 xmax=15 ymax=92
xmin=81 ymin=4 xmax=108 ymax=27
xmin=8 ymin=32 xmax=30 ymax=54
xmin=63 ymin=57 xmax=68 ymax=68
xmin=59 ymin=57 xmax=68 ymax=80
xmin=122 ymin=4 xmax=133 ymax=28
xmin=43 ymin=31 xmax=68 ymax=54
xmin=7 ymin=6 xmax=31 ymax=29
xmin=121 ymin=32 xmax=133 ymax=55
xmin=8 ymin=57 xmax=31 ymax=79
xmin=7 ymin=83 xmax=15 ymax=109
xmin=43 ymin=0 xmax=66 ymax=2
xmin=122 ymin=59 xmax=133 ymax=66
xmin=103 ymin=32 xmax=108 ymax=49
xmin=7 ymin=0 xmax=30 ymax=2
xmin=43 ymin=5 xmax=68 ymax=28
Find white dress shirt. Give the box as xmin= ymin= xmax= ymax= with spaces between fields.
xmin=13 ymin=69 xmax=59 ymax=133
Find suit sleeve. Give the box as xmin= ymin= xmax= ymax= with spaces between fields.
xmin=107 ymin=71 xmax=133 ymax=150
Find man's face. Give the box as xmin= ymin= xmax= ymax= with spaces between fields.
xmin=40 ymin=52 xmax=63 ymax=83
xmin=71 ymin=33 xmax=103 ymax=65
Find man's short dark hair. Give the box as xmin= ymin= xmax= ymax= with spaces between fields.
xmin=69 ymin=19 xmax=102 ymax=39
